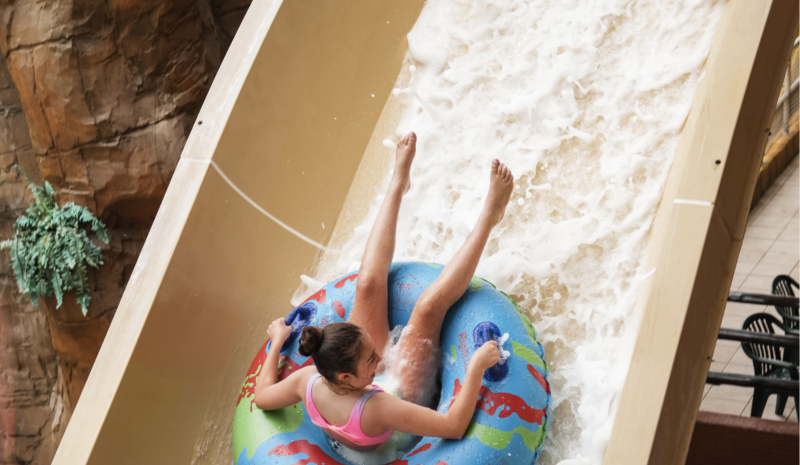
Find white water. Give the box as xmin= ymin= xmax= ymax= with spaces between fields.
xmin=297 ymin=1 xmax=727 ymax=463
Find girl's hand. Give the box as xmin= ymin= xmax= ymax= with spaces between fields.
xmin=267 ymin=318 xmax=293 ymax=343
xmin=255 ymin=319 xmax=307 ymax=411
xmin=471 ymin=341 xmax=501 ymax=370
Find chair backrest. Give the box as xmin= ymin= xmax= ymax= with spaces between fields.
xmin=772 ymin=275 xmax=799 ymax=332
xmin=740 ymin=313 xmax=790 ymax=377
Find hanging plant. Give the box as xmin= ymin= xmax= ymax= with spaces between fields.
xmin=1 ymin=165 xmax=109 ymax=315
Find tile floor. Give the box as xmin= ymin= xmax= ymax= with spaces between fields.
xmin=700 ymin=155 xmax=799 ymax=422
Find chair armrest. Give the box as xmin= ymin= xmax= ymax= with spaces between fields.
xmin=740 ymin=344 xmax=799 ymax=372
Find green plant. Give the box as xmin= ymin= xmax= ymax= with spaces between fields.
xmin=1 ymin=166 xmax=108 ymax=315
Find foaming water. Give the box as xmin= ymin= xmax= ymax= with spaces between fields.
xmin=297 ymin=1 xmax=726 ymax=464
xmin=378 ymin=325 xmax=442 ymax=409
xmin=330 ymin=433 xmax=412 ymax=465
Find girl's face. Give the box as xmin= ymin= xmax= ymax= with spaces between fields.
xmin=339 ymin=331 xmax=382 ymax=389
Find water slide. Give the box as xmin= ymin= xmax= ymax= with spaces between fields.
xmin=51 ymin=1 xmax=797 ymax=464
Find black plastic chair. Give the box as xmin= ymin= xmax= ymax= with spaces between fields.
xmin=772 ymin=275 xmax=799 ymax=335
xmin=740 ymin=313 xmax=799 ymax=419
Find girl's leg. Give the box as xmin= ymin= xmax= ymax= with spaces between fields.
xmin=349 ymin=132 xmax=417 ymax=355
xmin=396 ymin=160 xmax=514 ymax=405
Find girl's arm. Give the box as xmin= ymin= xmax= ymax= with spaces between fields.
xmin=373 ymin=341 xmax=501 ymax=439
xmin=254 ymin=319 xmax=304 ymax=410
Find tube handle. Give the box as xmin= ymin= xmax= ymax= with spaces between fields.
xmin=473 ymin=321 xmax=509 ymax=382
xmin=267 ymin=301 xmax=317 ymax=353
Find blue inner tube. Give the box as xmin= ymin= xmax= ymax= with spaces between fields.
xmin=232 ymin=261 xmax=551 ymax=465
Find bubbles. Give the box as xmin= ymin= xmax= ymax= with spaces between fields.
xmin=497 ymin=332 xmax=511 ymax=362
xmin=377 ymin=325 xmax=442 ymax=409
xmin=330 ymin=434 xmax=409 ymax=465
xmin=300 ymin=274 xmax=326 ymax=290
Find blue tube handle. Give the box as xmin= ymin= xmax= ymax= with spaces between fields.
xmin=267 ymin=302 xmax=317 ymax=353
xmin=473 ymin=321 xmax=509 ymax=382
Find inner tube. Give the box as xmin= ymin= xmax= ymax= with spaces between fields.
xmin=233 ymin=261 xmax=551 ymax=465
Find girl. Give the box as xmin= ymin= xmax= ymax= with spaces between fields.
xmin=254 ymin=132 xmax=515 ymax=451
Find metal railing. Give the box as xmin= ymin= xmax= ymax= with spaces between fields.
xmin=768 ymin=37 xmax=800 ymax=140
xmin=706 ymin=292 xmax=799 ymax=394
xmin=727 ymin=291 xmax=799 ymax=307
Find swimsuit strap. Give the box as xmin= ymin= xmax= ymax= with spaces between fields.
xmin=305 ymin=374 xmax=331 ymax=428
xmin=343 ymin=385 xmax=385 ymax=429
xmin=305 ymin=376 xmax=392 ymax=446
xmin=339 ymin=384 xmax=392 ymax=445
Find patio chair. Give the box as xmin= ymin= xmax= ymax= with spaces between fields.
xmin=740 ymin=313 xmax=799 ymax=419
xmin=771 ymin=275 xmax=799 ymax=335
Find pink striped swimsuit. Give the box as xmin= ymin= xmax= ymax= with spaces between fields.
xmin=306 ymin=373 xmax=393 ymax=449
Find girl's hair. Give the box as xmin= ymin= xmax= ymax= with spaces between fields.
xmin=299 ymin=322 xmax=364 ymax=387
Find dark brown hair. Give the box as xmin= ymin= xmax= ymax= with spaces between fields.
xmin=299 ymin=322 xmax=364 ymax=387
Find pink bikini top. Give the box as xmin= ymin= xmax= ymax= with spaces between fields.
xmin=306 ymin=373 xmax=394 ymax=448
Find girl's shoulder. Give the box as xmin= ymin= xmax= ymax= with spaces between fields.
xmin=293 ymin=365 xmax=319 ymax=384
xmin=287 ymin=365 xmax=318 ymax=398
xmin=361 ymin=387 xmax=398 ymax=411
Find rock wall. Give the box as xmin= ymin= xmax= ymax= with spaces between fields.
xmin=0 ymin=1 xmax=251 ymax=463
xmin=0 ymin=50 xmax=63 ymax=465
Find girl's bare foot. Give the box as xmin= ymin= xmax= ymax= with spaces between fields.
xmin=482 ymin=159 xmax=514 ymax=226
xmin=394 ymin=132 xmax=416 ymax=193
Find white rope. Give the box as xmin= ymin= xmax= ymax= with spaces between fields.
xmin=674 ymin=198 xmax=713 ymax=207
xmin=185 ymin=158 xmax=339 ymax=252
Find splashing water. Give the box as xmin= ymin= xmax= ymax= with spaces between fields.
xmin=497 ymin=332 xmax=511 ymax=363
xmin=297 ymin=0 xmax=726 ymax=463
xmin=377 ymin=325 xmax=443 ymax=411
